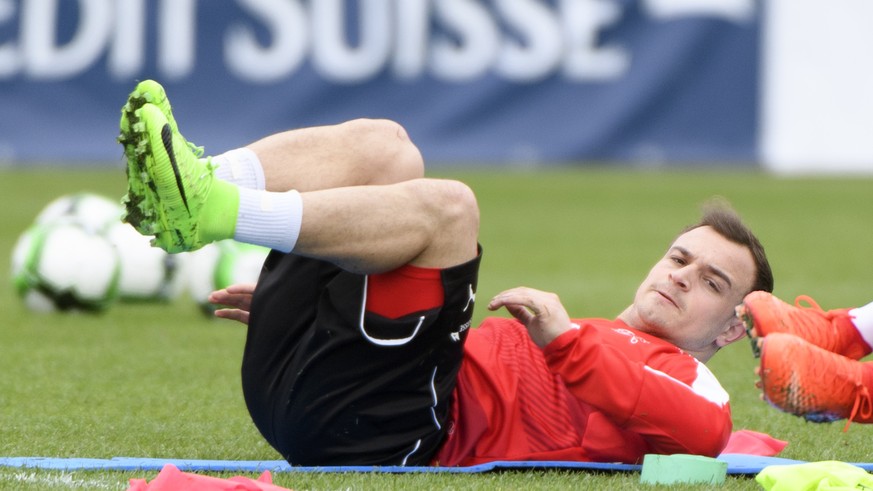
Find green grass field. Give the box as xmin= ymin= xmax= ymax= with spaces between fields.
xmin=1 ymin=166 xmax=871 ymax=490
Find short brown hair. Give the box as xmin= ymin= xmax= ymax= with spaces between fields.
xmin=683 ymin=200 xmax=774 ymax=294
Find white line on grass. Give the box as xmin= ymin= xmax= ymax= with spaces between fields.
xmin=5 ymin=470 xmax=120 ymax=489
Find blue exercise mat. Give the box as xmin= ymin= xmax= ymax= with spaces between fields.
xmin=0 ymin=454 xmax=854 ymax=475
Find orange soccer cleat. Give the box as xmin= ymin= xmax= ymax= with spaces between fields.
xmin=737 ymin=291 xmax=870 ymax=360
xmin=758 ymin=332 xmax=873 ymax=430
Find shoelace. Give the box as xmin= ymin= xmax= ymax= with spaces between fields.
xmin=844 ymin=384 xmax=873 ymax=432
xmin=187 ymin=142 xmax=204 ymax=158
xmin=793 ymin=295 xmax=837 ymax=320
xmin=791 ymin=295 xmax=846 ymax=351
xmin=185 ymin=143 xmax=218 ymax=181
xmin=833 ymin=351 xmax=873 ymax=432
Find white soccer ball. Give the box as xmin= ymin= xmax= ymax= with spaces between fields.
xmin=184 ymin=240 xmax=269 ymax=314
xmin=35 ymin=192 xmax=122 ymax=234
xmin=11 ymin=219 xmax=121 ymax=312
xmin=104 ymin=221 xmax=186 ymax=302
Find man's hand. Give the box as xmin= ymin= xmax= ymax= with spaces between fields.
xmin=488 ymin=287 xmax=573 ymax=348
xmin=208 ymin=283 xmax=256 ymax=325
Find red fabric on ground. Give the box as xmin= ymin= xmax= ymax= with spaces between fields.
xmin=127 ymin=464 xmax=292 ymax=491
xmin=721 ymin=430 xmax=788 ymax=456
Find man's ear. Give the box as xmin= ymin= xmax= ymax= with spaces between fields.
xmin=716 ymin=315 xmax=747 ymax=348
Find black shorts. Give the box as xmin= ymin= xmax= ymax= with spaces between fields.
xmin=241 ymin=248 xmax=481 ymax=466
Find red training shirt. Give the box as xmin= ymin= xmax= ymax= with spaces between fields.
xmin=433 ymin=317 xmax=732 ymax=466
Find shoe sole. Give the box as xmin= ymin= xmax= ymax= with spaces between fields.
xmin=119 ymin=81 xmax=178 ymax=234
xmin=119 ymin=100 xmax=154 ymax=233
xmin=736 ymin=303 xmax=762 ymax=358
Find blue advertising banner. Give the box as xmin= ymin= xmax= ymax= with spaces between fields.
xmin=0 ymin=0 xmax=759 ymax=166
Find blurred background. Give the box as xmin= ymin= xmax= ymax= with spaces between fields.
xmin=1 ymin=0 xmax=871 ymax=173
xmin=2 ymin=3 xmax=873 ymax=485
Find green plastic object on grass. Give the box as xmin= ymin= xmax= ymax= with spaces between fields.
xmin=640 ymin=454 xmax=727 ymax=485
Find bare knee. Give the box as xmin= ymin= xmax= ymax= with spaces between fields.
xmin=435 ymin=180 xmax=479 ymax=238
xmin=340 ymin=119 xmax=424 ymax=183
xmin=407 ymin=179 xmax=479 ymax=267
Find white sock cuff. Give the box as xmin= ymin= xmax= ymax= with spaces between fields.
xmin=233 ymin=188 xmax=302 ymax=253
xmin=850 ymin=300 xmax=873 ymax=349
xmin=212 ymin=148 xmax=266 ymax=190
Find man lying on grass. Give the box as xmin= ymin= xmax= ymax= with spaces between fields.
xmin=118 ymin=80 xmax=773 ymax=466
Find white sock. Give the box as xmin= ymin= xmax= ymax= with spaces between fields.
xmin=850 ymin=300 xmax=873 ymax=349
xmin=212 ymin=148 xmax=266 ymax=190
xmin=233 ymin=188 xmax=303 ymax=253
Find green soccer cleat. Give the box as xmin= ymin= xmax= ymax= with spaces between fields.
xmin=118 ymin=79 xmax=203 ymax=233
xmin=130 ymin=103 xmax=239 ymax=253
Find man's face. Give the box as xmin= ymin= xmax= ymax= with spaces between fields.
xmin=626 ymin=226 xmax=756 ymax=357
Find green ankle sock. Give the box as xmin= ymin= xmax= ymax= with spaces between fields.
xmin=198 ymin=178 xmax=240 ymax=243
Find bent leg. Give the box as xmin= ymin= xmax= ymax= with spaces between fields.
xmin=119 ymin=80 xmax=469 ymax=270
xmin=245 ymin=118 xmax=425 ymax=192
xmin=295 ymin=178 xmax=480 ymax=273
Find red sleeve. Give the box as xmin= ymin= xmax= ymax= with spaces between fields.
xmin=542 ymin=322 xmax=732 ymax=457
